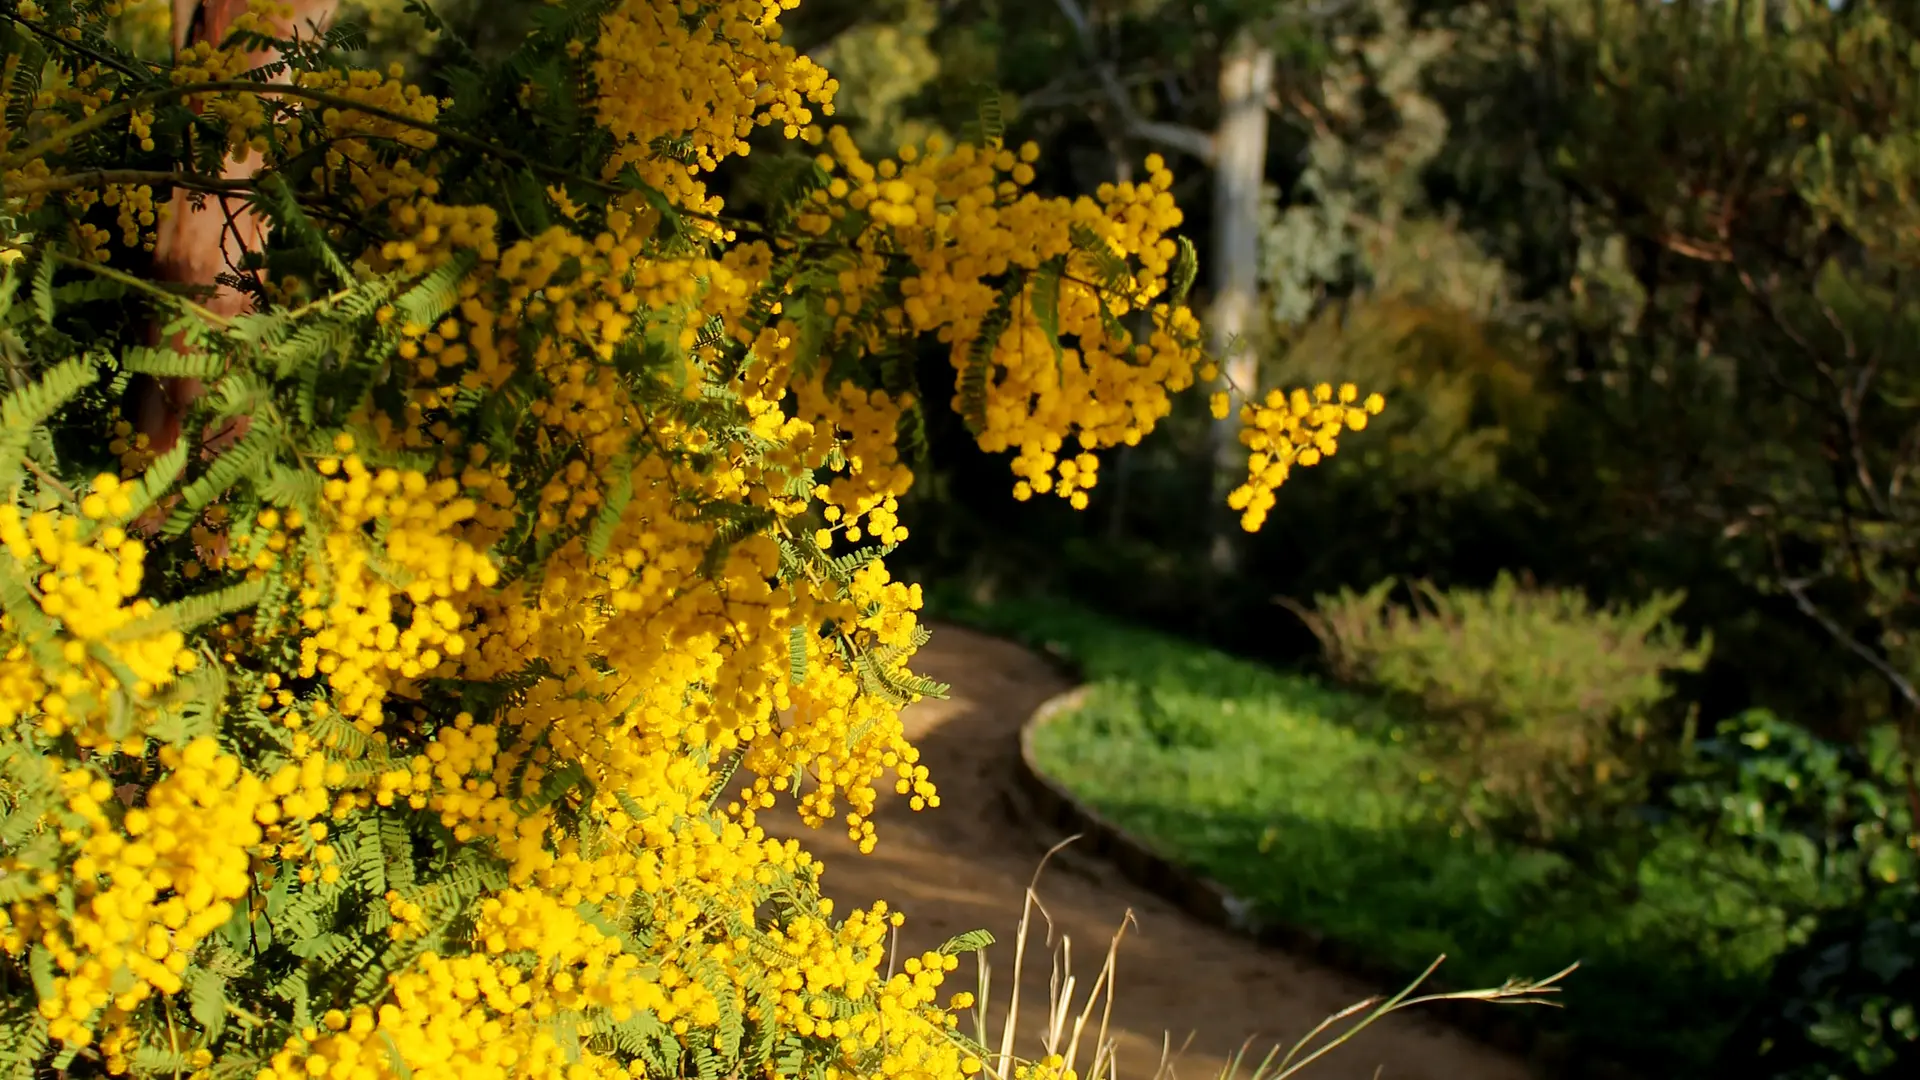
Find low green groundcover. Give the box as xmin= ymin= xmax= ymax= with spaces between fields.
xmin=931 ymin=593 xmax=1814 ymax=1073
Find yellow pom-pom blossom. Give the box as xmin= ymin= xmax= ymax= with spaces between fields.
xmin=0 ymin=503 xmax=199 ymax=741
xmin=0 ymin=4 xmax=1386 ymax=1080
xmin=1228 ymin=383 xmax=1387 ymax=532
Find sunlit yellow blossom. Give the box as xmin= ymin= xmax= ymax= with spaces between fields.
xmin=0 ymin=3 xmax=1382 ymax=1080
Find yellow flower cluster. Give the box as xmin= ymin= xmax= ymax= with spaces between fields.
xmin=260 ymin=948 xmax=650 ymax=1080
xmin=801 ymin=129 xmax=1206 ymax=505
xmin=592 ymin=0 xmax=837 ymax=223
xmin=0 ymin=504 xmax=198 ymax=742
xmin=1225 ymin=383 xmax=1387 ymax=531
xmin=108 ymin=421 xmax=158 ymax=476
xmin=1 ymin=738 xmax=263 ymax=1046
xmin=301 ymin=448 xmax=499 ymax=725
xmin=168 ymin=2 xmax=297 ymax=154
xmin=0 ymin=4 xmax=1386 ymax=1080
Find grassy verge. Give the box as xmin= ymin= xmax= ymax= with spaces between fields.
xmin=928 ymin=592 xmax=1804 ymax=1075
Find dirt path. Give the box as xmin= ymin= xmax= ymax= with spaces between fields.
xmin=758 ymin=624 xmax=1533 ymax=1080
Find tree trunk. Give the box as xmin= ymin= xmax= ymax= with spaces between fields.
xmin=136 ymin=0 xmax=335 ymax=453
xmin=1206 ymin=31 xmax=1274 ymax=576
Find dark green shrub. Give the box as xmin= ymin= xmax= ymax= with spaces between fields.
xmin=1290 ymin=572 xmax=1710 ymax=842
xmin=1673 ymin=710 xmax=1920 ymax=1078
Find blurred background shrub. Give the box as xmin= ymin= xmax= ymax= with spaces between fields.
xmin=1290 ymin=573 xmax=1709 ymax=846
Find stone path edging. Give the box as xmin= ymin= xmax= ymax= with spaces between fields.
xmin=1010 ymin=681 xmax=1636 ymax=1080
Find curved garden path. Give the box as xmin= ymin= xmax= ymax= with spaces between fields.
xmin=758 ymin=623 xmax=1533 ymax=1080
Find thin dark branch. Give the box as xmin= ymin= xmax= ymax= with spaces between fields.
xmin=2 ymin=10 xmax=160 ymax=80
xmin=48 ymin=250 xmax=231 ymax=327
xmin=1736 ymin=264 xmax=1892 ymax=527
xmin=4 ymin=169 xmax=256 ymax=197
xmin=5 ymin=79 xmax=631 ymax=200
xmin=1050 ymin=0 xmax=1217 ymax=164
xmin=1771 ymin=538 xmax=1920 ymax=711
xmin=1020 ymin=69 xmax=1174 ymax=115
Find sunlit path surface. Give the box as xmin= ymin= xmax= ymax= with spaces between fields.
xmin=757 ymin=624 xmax=1533 ymax=1080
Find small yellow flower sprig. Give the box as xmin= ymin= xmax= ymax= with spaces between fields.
xmin=735 ymin=558 xmax=938 ymax=853
xmin=1017 ymin=1055 xmax=1082 ymax=1080
xmin=1221 ymin=382 xmax=1387 ymax=532
xmin=168 ymin=2 xmax=446 ymax=233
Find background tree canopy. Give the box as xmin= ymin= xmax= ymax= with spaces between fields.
xmin=826 ymin=0 xmax=1920 ymax=1075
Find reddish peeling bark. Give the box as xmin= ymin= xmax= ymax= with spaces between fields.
xmin=136 ymin=0 xmax=336 ymax=453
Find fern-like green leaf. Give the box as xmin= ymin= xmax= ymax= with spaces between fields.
xmin=266 ymin=311 xmax=357 ymax=382
xmin=1069 ymin=223 xmax=1133 ymax=293
xmin=601 ymin=1013 xmax=677 ymax=1077
xmin=162 ymin=423 xmax=281 ymax=537
xmin=512 ymin=761 xmax=592 ymax=817
xmin=72 ymin=440 xmax=187 ymax=548
xmin=1169 ymin=235 xmax=1199 ymax=308
xmin=962 ymin=84 xmax=1005 ymax=150
xmin=377 ymin=1032 xmax=416 ymax=1080
xmin=1030 ymin=255 xmax=1066 ymax=382
xmin=0 ymin=1009 xmax=50 ymax=1080
xmin=855 ymin=649 xmax=950 ymax=706
xmin=826 ymin=543 xmax=895 ymax=580
xmin=0 ymin=263 xmax=18 ymax=324
xmin=206 ymin=370 xmax=273 ymax=422
xmin=145 ymin=661 xmax=227 ymax=746
xmin=788 ymin=623 xmax=808 ymax=686
xmin=129 ymin=1048 xmax=191 ymax=1074
xmin=27 ymin=945 xmax=54 ymax=1001
xmin=52 ymin=279 xmax=129 ymax=306
xmin=959 ymin=276 xmax=1020 ymax=437
xmin=693 ymin=315 xmax=727 ymax=351
xmin=395 ymin=251 xmax=477 ymax=328
xmin=937 ymin=929 xmax=995 ymax=956
xmin=187 ymin=968 xmax=229 ymax=1043
xmin=380 ymin=814 xmax=417 ymax=890
xmin=586 ymin=457 xmax=634 ymax=561
xmin=259 ymin=463 xmax=323 ymax=510
xmin=29 ymin=255 xmax=54 ymax=328
xmin=120 ymin=439 xmax=189 ymax=519
xmin=0 ymin=355 xmax=96 ymax=492
xmin=352 ymin=815 xmax=390 ymax=898
xmin=116 ymin=343 xmax=224 ymax=382
xmin=3 ymin=29 xmax=47 ymax=136
xmin=259 ymin=173 xmax=354 ymax=283
xmin=109 ymin=578 xmax=267 ymax=641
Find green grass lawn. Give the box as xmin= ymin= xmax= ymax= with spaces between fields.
xmin=929 ymin=592 xmax=1810 ymax=1075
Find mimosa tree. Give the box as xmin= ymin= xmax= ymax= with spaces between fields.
xmin=0 ymin=3 xmax=1382 ymax=1080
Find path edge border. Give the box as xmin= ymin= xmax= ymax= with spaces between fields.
xmin=1009 ymin=681 xmax=1634 ymax=1080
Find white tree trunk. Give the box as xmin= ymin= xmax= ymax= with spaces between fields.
xmin=1207 ymin=31 xmax=1274 ymax=573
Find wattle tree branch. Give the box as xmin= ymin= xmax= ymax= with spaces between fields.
xmin=1049 ymin=0 xmax=1217 ymax=164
